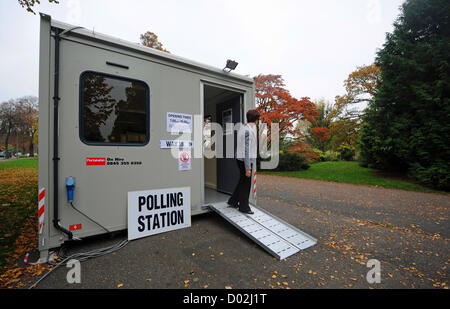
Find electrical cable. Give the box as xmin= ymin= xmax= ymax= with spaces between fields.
xmin=28 ymin=199 xmax=122 ymax=288
xmin=28 ymin=239 xmax=129 ymax=289
xmin=70 ymin=202 xmax=110 ymax=233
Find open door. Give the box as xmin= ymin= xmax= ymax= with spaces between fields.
xmin=203 ymin=84 xmax=243 ymax=205
xmin=216 ymin=95 xmax=242 ymax=194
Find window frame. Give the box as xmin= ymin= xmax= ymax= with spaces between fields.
xmin=79 ymin=70 xmax=150 ymax=147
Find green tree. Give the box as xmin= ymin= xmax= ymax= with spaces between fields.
xmin=329 ymin=118 xmax=359 ymax=151
xmin=359 ymin=0 xmax=450 ymax=190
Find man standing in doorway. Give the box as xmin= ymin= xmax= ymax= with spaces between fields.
xmin=227 ymin=109 xmax=260 ymax=214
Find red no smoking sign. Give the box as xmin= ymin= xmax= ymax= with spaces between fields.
xmin=180 ymin=151 xmax=190 ymax=163
xmin=179 ymin=151 xmax=191 ymax=171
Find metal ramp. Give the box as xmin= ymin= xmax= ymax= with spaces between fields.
xmin=209 ymin=202 xmax=317 ymax=260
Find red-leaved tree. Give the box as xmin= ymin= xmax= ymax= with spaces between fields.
xmin=255 ymin=74 xmax=319 ymax=160
xmin=311 ymin=126 xmax=331 ymax=143
xmin=255 ymin=74 xmax=318 ymax=137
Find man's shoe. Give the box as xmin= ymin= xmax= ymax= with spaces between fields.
xmin=239 ymin=209 xmax=254 ymax=215
xmin=227 ymin=202 xmax=238 ymax=208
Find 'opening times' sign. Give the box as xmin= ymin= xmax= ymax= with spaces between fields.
xmin=167 ymin=112 xmax=192 ymax=133
xmin=127 ymin=187 xmax=191 ymax=240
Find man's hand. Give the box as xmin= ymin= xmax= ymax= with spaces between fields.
xmin=246 ymin=169 xmax=252 ymax=177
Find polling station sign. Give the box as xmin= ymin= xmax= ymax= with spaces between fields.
xmin=127 ymin=187 xmax=191 ymax=240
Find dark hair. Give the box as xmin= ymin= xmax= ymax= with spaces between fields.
xmin=246 ymin=109 xmax=260 ymax=123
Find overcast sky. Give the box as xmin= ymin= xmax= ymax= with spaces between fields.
xmin=0 ymin=0 xmax=404 ymax=104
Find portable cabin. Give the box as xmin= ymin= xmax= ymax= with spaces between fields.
xmin=37 ymin=14 xmax=256 ymax=260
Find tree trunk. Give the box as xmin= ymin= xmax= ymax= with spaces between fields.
xmin=4 ymin=127 xmax=11 ymax=159
xmin=29 ymin=133 xmax=35 ymax=157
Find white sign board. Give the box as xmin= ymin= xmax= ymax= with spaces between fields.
xmin=127 ymin=187 xmax=191 ymax=240
xmin=167 ymin=112 xmax=192 ymax=133
xmin=178 ymin=151 xmax=191 ymax=171
xmin=160 ymin=140 xmax=194 ymax=149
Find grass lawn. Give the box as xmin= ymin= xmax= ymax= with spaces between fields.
xmin=261 ymin=161 xmax=445 ymax=194
xmin=0 ymin=157 xmax=38 ymax=170
xmin=0 ymin=158 xmax=38 ymax=268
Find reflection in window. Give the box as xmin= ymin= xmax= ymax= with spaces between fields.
xmin=80 ymin=72 xmax=149 ymax=145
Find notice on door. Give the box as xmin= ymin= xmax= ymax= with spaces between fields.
xmin=167 ymin=112 xmax=192 ymax=133
xmin=178 ymin=151 xmax=191 ymax=171
xmin=127 ymin=187 xmax=191 ymax=240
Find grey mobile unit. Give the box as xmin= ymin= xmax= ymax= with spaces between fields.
xmin=38 ymin=14 xmax=256 ymax=260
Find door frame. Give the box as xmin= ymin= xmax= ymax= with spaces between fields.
xmin=200 ymin=80 xmax=248 ymax=207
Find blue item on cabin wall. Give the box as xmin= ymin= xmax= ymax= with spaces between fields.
xmin=66 ymin=177 xmax=75 ymax=202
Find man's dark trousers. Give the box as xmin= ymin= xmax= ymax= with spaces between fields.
xmin=228 ymin=159 xmax=252 ymax=212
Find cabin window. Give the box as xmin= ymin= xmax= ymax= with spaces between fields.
xmin=80 ymin=71 xmax=149 ymax=145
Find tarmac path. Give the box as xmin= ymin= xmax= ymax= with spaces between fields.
xmin=33 ymin=175 xmax=449 ymax=289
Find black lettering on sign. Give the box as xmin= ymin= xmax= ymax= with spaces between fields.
xmin=170 ymin=193 xmax=177 ymax=206
xmin=153 ymin=215 xmax=160 ymax=229
xmin=147 ymin=195 xmax=154 ymax=210
xmin=146 ymin=215 xmax=152 ymax=230
xmin=138 ymin=216 xmax=145 ymax=232
xmin=138 ymin=197 xmax=146 ymax=212
xmin=177 ymin=192 xmax=183 ymax=206
xmin=160 ymin=212 xmax=167 ymax=228
xmin=136 ymin=210 xmax=185 ymax=231
xmin=171 ymin=211 xmax=177 ymax=225
xmin=154 ymin=194 xmax=160 ymax=210
xmin=177 ymin=210 xmax=184 ymax=224
xmin=137 ymin=192 xmax=184 ymax=211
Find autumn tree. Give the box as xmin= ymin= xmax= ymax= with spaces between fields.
xmin=330 ymin=64 xmax=381 ymax=122
xmin=16 ymin=96 xmax=38 ymax=156
xmin=140 ymin=31 xmax=170 ymax=53
xmin=329 ymin=118 xmax=359 ymax=151
xmin=328 ymin=64 xmax=381 ymax=150
xmin=308 ymin=99 xmax=333 ymax=151
xmin=0 ymin=97 xmax=39 ymax=157
xmin=0 ymin=100 xmax=19 ymax=158
xmin=255 ymin=74 xmax=317 ymax=140
xmin=255 ymin=74 xmax=319 ymax=161
xmin=17 ymin=0 xmax=59 ymax=14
